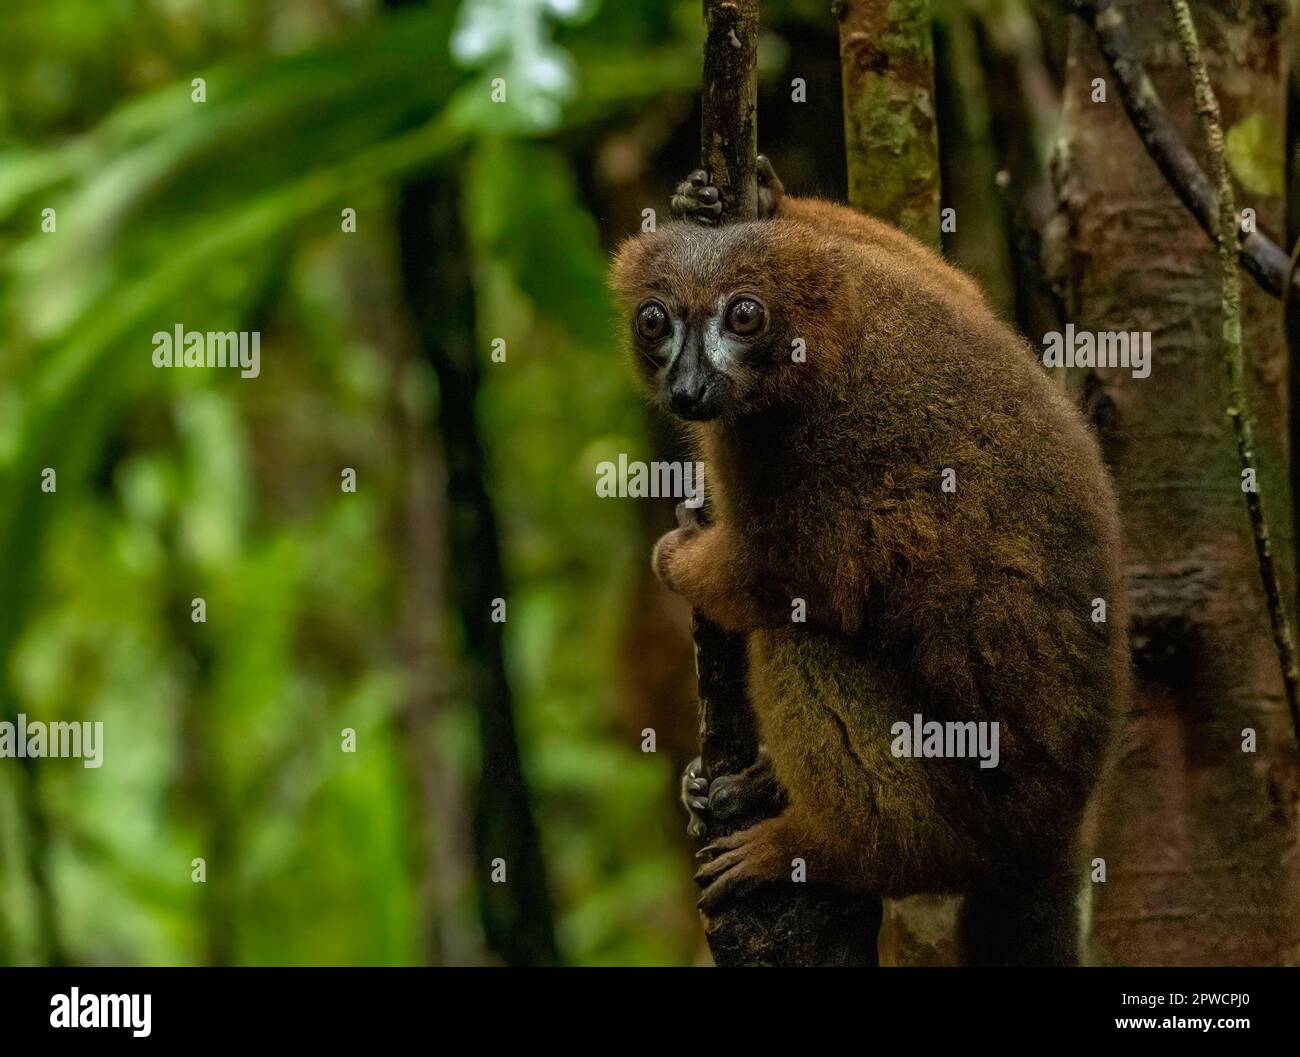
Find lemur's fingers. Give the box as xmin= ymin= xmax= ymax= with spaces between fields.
xmin=671 ymin=170 xmax=724 ymax=224
xmin=671 ymin=160 xmax=781 ymax=222
xmin=706 ymin=750 xmax=789 ymax=828
xmin=695 ymin=828 xmax=747 ymax=860
xmin=701 ymin=773 xmax=750 ymax=826
xmin=694 ymin=844 xmax=746 ymax=882
xmin=694 ymin=848 xmax=758 ymax=915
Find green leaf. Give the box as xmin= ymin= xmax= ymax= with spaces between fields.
xmin=1225 ymin=112 xmax=1284 ymax=198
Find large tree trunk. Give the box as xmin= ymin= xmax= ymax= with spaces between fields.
xmin=1056 ymin=0 xmax=1300 ymax=965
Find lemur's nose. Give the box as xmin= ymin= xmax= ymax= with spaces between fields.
xmin=669 ymin=379 xmax=708 ymax=416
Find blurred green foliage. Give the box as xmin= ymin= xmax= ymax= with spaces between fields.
xmin=0 ymin=0 xmax=1035 ymax=966
xmin=0 ymin=0 xmax=720 ymax=966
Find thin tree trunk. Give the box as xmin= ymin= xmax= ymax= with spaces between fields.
xmin=1057 ymin=0 xmax=1300 ymax=965
xmin=690 ymin=0 xmax=881 ymax=967
xmin=837 ymin=0 xmax=962 ymax=967
xmin=169 ymin=580 xmax=238 ymax=968
xmin=6 ymin=757 xmax=64 ymax=965
xmin=340 ymin=238 xmax=482 ymax=966
xmin=392 ymin=401 xmax=480 ymax=966
xmin=393 ymin=169 xmax=559 ymax=967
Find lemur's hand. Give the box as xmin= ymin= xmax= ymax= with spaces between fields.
xmin=651 ymin=501 xmax=705 ymax=594
xmin=756 ymin=154 xmax=784 ymax=218
xmin=669 ymin=156 xmax=784 ymax=224
xmin=669 ymin=169 xmax=722 ymax=224
xmin=680 ymin=750 xmax=787 ymax=841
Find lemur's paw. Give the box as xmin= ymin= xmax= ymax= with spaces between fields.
xmin=680 ymin=758 xmax=766 ymax=839
xmin=670 ymin=169 xmax=723 ymax=224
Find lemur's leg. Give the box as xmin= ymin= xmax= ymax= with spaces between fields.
xmin=695 ymin=627 xmax=996 ymax=912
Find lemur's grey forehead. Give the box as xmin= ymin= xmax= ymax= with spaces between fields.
xmin=650 ymin=220 xmax=778 ymax=290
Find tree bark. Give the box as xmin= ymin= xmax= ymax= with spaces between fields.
xmin=701 ymin=0 xmax=759 ymax=227
xmin=1064 ymin=0 xmax=1299 ymax=302
xmin=1057 ymin=0 xmax=1300 ymax=965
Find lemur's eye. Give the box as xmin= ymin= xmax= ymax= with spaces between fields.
xmin=725 ymin=296 xmax=766 ymax=336
xmin=635 ymin=300 xmax=670 ymax=343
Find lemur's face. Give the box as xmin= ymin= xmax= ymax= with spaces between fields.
xmin=629 ymin=287 xmax=770 ymax=421
xmin=611 ymin=221 xmax=794 ymax=422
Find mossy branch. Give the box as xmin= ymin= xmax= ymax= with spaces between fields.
xmin=1168 ymin=0 xmax=1300 ymax=743
xmin=836 ymin=0 xmax=941 ymax=247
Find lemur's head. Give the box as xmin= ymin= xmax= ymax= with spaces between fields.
xmin=610 ymin=218 xmax=845 ymax=423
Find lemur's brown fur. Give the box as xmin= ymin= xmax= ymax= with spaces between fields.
xmin=610 ymin=180 xmax=1127 ymax=964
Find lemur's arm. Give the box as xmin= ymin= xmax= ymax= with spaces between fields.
xmin=652 ymin=504 xmax=793 ymax=633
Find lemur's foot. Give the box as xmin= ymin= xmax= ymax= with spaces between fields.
xmin=695 ymin=815 xmax=791 ymax=915
xmin=670 ymin=169 xmax=723 ymax=224
xmin=681 ymin=757 xmax=711 ymax=839
xmin=680 ymin=749 xmax=788 ymax=840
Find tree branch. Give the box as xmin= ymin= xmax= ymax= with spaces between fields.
xmin=694 ymin=0 xmax=760 ymax=832
xmin=1064 ymin=0 xmax=1295 ymax=299
xmin=701 ymin=0 xmax=758 ymax=226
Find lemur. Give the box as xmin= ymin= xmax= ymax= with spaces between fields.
xmin=609 ymin=159 xmax=1127 ymax=965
